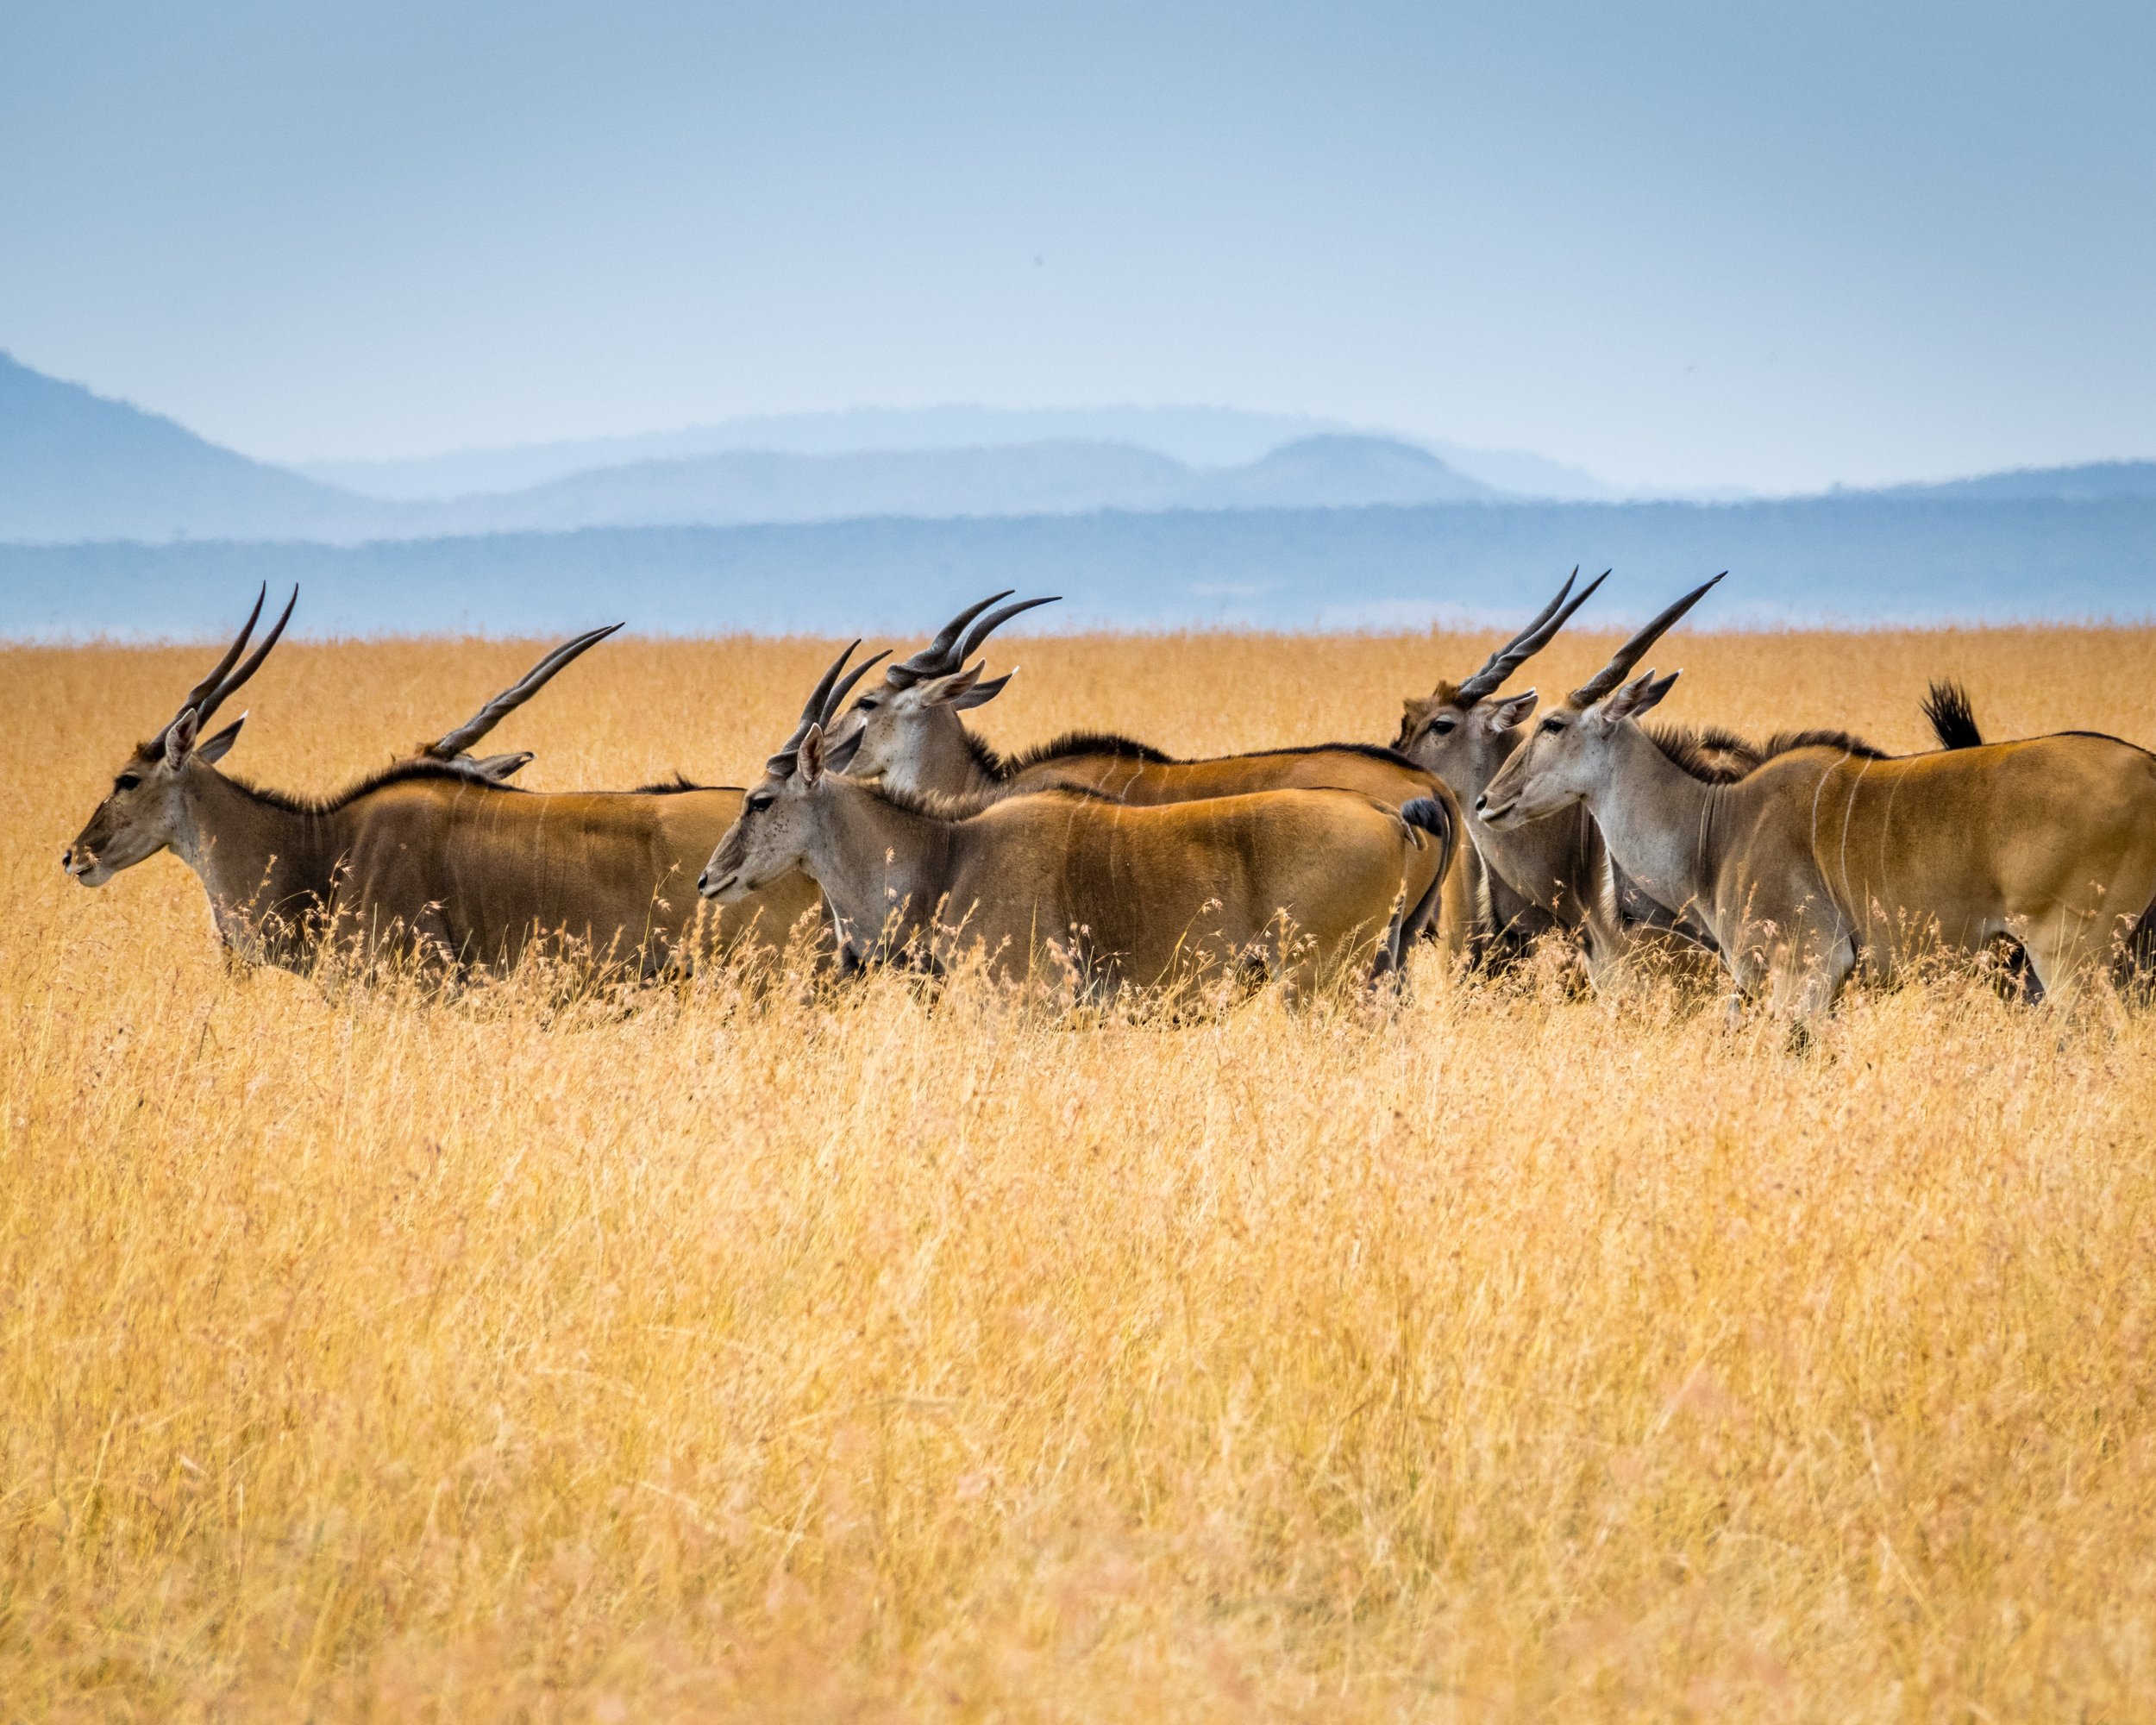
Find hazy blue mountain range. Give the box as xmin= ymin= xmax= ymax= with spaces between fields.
xmin=3 ymin=351 xmax=2152 ymax=637
xmin=300 ymin=405 xmax=1617 ymax=503
xmin=411 ymin=433 xmax=1500 ymax=536
xmin=302 ymin=407 xmax=1361 ymax=498
xmin=7 ymin=495 xmax=2151 ymax=640
xmin=9 ymin=348 xmax=2147 ymax=543
xmin=3 ymin=354 xmax=1505 ymax=541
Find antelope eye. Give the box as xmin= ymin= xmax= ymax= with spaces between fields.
xmin=114 ymin=773 xmax=141 ymax=792
xmin=1430 ymin=718 xmax=1457 ymax=736
xmin=745 ymin=792 xmax=775 ymax=812
xmin=855 ymin=697 xmax=880 ymax=712
xmin=1539 ymin=718 xmax=1564 ymax=734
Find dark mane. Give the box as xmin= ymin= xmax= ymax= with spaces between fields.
xmin=1645 ymin=723 xmax=1763 ymax=784
xmin=998 ymin=733 xmax=1425 ymax=778
xmin=1646 ymin=721 xmax=1887 ymax=786
xmin=223 ymin=756 xmax=523 ymax=816
xmin=630 ymin=772 xmax=711 ymax=794
xmin=996 ymin=730 xmax=1178 ymax=777
xmin=961 ymin=727 xmax=1012 ymax=781
xmin=1758 ymin=728 xmax=1888 ymax=761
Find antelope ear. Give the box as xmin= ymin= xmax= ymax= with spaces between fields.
xmin=163 ymin=709 xmax=202 ymax=767
xmin=468 ymin=750 xmax=534 ymax=782
xmin=798 ymin=722 xmax=827 ymax=785
xmin=950 ymin=668 xmax=1014 ymax=711
xmin=195 ymin=714 xmax=247 ymax=765
xmin=919 ymin=662 xmax=987 ymax=707
xmin=1599 ymin=668 xmax=1677 ymax=725
xmin=1490 ymin=690 xmax=1539 ymax=731
xmin=823 ymin=724 xmax=867 ymax=771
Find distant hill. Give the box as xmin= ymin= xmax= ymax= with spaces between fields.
xmin=423 ymin=439 xmax=1190 ymax=532
xmin=301 ymin=405 xmax=1615 ymax=503
xmin=0 ymin=350 xmax=398 ymax=543
xmin=1871 ymin=461 xmax=2156 ymax=502
xmin=300 ymin=406 xmax=1359 ymax=498
xmin=7 ymin=495 xmax=2151 ymax=640
xmin=1176 ymin=436 xmax=1495 ymax=507
xmin=0 ymin=354 xmax=1509 ymax=541
xmin=416 ymin=434 xmax=1500 ymax=534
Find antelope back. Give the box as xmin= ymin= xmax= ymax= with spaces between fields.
xmin=943 ymin=787 xmax=1428 ymax=991
xmin=1010 ymin=744 xmax=1438 ymax=808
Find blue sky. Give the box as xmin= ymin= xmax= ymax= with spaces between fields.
xmin=2 ymin=1 xmax=2151 ymax=492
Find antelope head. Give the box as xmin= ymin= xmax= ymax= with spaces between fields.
xmin=1477 ymin=574 xmax=1723 ymax=830
xmin=833 ymin=591 xmax=1058 ymax=790
xmin=63 ymin=586 xmax=297 ymax=886
xmin=1394 ymin=568 xmax=1607 ymax=806
xmin=699 ymin=640 xmax=887 ymax=901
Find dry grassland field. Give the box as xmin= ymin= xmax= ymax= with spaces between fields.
xmin=8 ymin=622 xmax=2156 ymax=1722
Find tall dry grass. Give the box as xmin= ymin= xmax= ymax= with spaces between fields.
xmin=4 ymin=624 xmax=2156 ymax=1721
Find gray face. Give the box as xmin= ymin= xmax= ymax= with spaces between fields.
xmin=1476 ymin=706 xmax=1602 ymax=829
xmin=1396 ymin=691 xmax=1539 ymax=806
xmin=63 ymin=746 xmax=187 ymax=886
xmin=699 ymin=768 xmax=818 ymax=901
xmin=833 ymin=672 xmax=976 ymax=792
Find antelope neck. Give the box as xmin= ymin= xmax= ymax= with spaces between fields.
xmin=1474 ymin=797 xmax=1601 ymax=925
xmin=1452 ymin=724 xmax=1589 ymax=924
xmin=907 ymin=708 xmax=1003 ymax=800
xmin=177 ymin=766 xmax=346 ymax=940
xmin=802 ymin=777 xmax=959 ymax=955
xmin=1584 ymin=723 xmax=1719 ymax=917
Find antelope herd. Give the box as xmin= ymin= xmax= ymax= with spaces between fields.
xmin=62 ymin=577 xmax=2156 ymax=1026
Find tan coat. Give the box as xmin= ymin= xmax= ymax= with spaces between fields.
xmin=68 ymin=756 xmax=822 ymax=976
xmin=1706 ymin=736 xmax=2156 ymax=1006
xmin=705 ymin=768 xmax=1446 ymax=996
xmin=1484 ymin=704 xmax=2156 ymax=1019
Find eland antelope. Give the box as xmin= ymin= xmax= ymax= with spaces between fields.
xmin=1391 ymin=568 xmax=1682 ymax=980
xmin=62 ymin=591 xmax=826 ymax=975
xmin=1394 ymin=571 xmax=1980 ymax=986
xmin=833 ymin=592 xmax=1474 ymax=959
xmin=1394 ymin=570 xmax=1747 ymax=982
xmin=1476 ymin=578 xmax=2156 ymax=1020
xmin=701 ymin=644 xmax=1454 ymax=994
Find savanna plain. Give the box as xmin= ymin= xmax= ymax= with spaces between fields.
xmin=5 ymin=623 xmax=2156 ymax=1722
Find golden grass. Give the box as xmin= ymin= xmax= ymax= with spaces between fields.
xmin=6 ymin=624 xmax=2156 ymax=1721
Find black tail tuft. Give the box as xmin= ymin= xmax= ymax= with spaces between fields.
xmin=1395 ymin=796 xmax=1458 ymax=956
xmin=1400 ymin=796 xmax=1452 ymax=851
xmin=1922 ymin=679 xmax=1984 ymax=750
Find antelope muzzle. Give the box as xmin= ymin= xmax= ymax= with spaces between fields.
xmin=61 ymin=839 xmax=109 ymax=886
